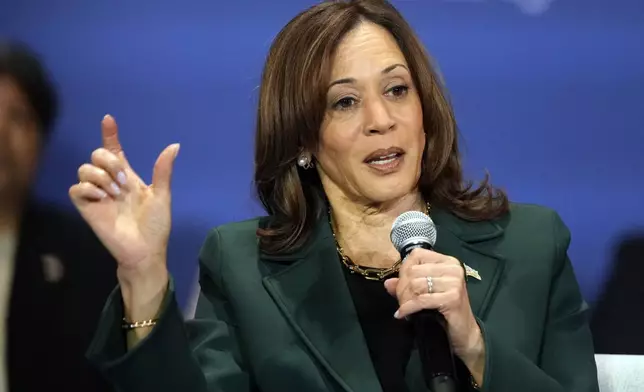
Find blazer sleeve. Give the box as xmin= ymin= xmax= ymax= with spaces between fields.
xmin=86 ymin=228 xmax=254 ymax=392
xmin=478 ymin=211 xmax=599 ymax=392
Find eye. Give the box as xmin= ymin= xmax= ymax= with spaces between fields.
xmin=387 ymin=85 xmax=409 ymax=98
xmin=333 ymin=97 xmax=357 ymax=111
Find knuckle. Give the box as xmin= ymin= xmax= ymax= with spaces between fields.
xmin=408 ymin=248 xmax=426 ymax=262
xmin=409 ymin=248 xmax=423 ymax=257
xmin=90 ymin=148 xmax=105 ymax=162
xmin=77 ymin=163 xmax=91 ymax=176
xmin=91 ymin=148 xmax=119 ymax=170
xmin=396 ymin=288 xmax=405 ymax=300
xmin=97 ymin=170 xmax=111 ymax=183
xmin=444 ymin=263 xmax=462 ymax=277
xmin=419 ymin=295 xmax=434 ymax=309
xmin=78 ymin=164 xmax=109 ymax=183
xmin=402 ymin=286 xmax=416 ymax=301
xmin=412 ymin=278 xmax=424 ymax=295
xmin=410 ymin=247 xmax=430 ymax=259
xmin=410 ymin=263 xmax=428 ymax=275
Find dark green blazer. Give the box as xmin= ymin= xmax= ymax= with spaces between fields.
xmin=87 ymin=203 xmax=599 ymax=392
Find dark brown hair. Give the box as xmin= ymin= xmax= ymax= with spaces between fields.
xmin=254 ymin=0 xmax=508 ymax=254
xmin=0 ymin=40 xmax=58 ymax=136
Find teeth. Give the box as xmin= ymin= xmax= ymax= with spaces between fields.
xmin=369 ymin=152 xmax=398 ymax=163
xmin=371 ymin=157 xmax=397 ymax=165
xmin=369 ymin=153 xmax=399 ymax=165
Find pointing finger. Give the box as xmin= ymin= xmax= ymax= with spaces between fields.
xmin=101 ymin=114 xmax=123 ymax=155
xmin=99 ymin=114 xmax=142 ymax=184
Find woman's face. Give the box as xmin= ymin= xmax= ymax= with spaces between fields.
xmin=315 ymin=21 xmax=425 ymax=207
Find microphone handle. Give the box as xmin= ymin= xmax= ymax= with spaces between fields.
xmin=399 ymin=240 xmax=458 ymax=391
xmin=411 ymin=310 xmax=458 ymax=392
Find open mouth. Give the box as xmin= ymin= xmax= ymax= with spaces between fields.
xmin=363 ymin=147 xmax=405 ymax=173
xmin=365 ymin=152 xmax=402 ymax=166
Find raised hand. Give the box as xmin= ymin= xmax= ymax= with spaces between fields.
xmin=69 ymin=115 xmax=179 ymax=285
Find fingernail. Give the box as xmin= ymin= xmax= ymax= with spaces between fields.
xmin=103 ymin=114 xmax=111 ymax=120
xmin=117 ymin=171 xmax=127 ymax=185
xmin=96 ymin=189 xmax=107 ymax=199
xmin=110 ymin=182 xmax=121 ymax=195
xmin=174 ymin=143 xmax=181 ymax=158
xmin=394 ymin=310 xmax=400 ymax=319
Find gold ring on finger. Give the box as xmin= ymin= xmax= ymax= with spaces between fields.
xmin=426 ymin=276 xmax=433 ymax=294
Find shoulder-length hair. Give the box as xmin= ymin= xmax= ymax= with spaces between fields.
xmin=254 ymin=0 xmax=508 ymax=255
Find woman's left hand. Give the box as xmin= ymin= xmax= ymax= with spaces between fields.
xmin=384 ymin=248 xmax=485 ymax=379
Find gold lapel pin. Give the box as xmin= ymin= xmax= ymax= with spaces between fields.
xmin=464 ymin=264 xmax=481 ymax=281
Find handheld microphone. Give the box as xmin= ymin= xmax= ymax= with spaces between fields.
xmin=390 ymin=211 xmax=458 ymax=392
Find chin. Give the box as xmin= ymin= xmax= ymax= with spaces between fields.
xmin=357 ymin=176 xmax=418 ymax=205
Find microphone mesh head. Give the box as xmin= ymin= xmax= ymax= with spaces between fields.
xmin=390 ymin=211 xmax=437 ymax=252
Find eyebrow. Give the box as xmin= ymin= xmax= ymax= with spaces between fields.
xmin=328 ymin=63 xmax=408 ymax=89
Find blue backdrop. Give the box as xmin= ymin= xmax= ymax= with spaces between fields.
xmin=2 ymin=0 xmax=643 ymax=311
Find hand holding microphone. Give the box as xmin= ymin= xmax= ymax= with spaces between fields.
xmin=385 ymin=248 xmax=483 ymax=361
xmin=384 ymin=212 xmax=485 ymax=390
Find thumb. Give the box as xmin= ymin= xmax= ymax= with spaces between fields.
xmin=151 ymin=143 xmax=180 ymax=195
xmin=383 ymin=278 xmax=399 ymax=297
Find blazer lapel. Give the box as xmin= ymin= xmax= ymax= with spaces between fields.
xmin=262 ymin=218 xmax=382 ymax=392
xmin=431 ymin=208 xmax=507 ymax=319
xmin=261 ymin=206 xmax=507 ymax=391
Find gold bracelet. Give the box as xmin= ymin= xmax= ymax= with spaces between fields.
xmin=121 ymin=317 xmax=158 ymax=330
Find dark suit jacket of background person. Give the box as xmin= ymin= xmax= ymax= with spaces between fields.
xmin=8 ymin=200 xmax=116 ymax=391
xmin=591 ymin=235 xmax=644 ymax=354
xmin=87 ymin=203 xmax=599 ymax=392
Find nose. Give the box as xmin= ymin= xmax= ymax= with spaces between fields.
xmin=363 ymin=96 xmax=395 ymax=135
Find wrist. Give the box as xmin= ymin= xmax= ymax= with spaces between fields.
xmin=461 ymin=324 xmax=486 ymax=386
xmin=118 ymin=263 xmax=169 ymax=321
xmin=117 ymin=253 xmax=168 ymax=287
xmin=463 ymin=325 xmax=484 ymax=360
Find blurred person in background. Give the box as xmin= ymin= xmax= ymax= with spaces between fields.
xmin=591 ymin=235 xmax=644 ymax=355
xmin=0 ymin=40 xmax=114 ymax=391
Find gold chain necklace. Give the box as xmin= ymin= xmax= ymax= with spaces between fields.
xmin=329 ymin=202 xmax=431 ymax=281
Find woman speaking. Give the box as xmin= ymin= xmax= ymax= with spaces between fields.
xmin=70 ymin=1 xmax=599 ymax=391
